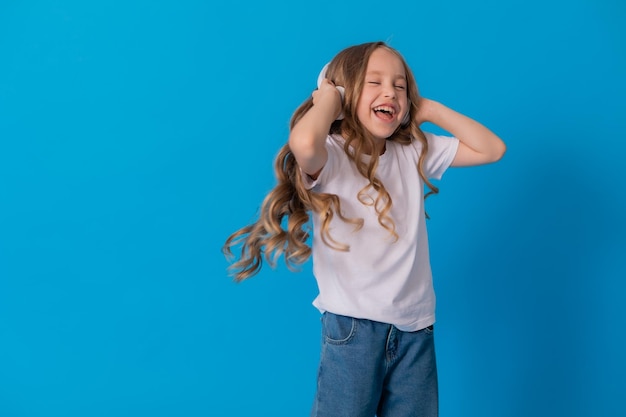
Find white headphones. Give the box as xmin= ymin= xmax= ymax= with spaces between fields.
xmin=317 ymin=63 xmax=411 ymax=126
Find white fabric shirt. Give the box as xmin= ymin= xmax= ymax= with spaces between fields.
xmin=302 ymin=132 xmax=459 ymax=331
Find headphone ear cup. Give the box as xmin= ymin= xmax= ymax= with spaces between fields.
xmin=317 ymin=63 xmax=330 ymax=89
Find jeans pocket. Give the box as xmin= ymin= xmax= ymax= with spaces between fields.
xmin=423 ymin=324 xmax=434 ymax=335
xmin=322 ymin=312 xmax=356 ymax=345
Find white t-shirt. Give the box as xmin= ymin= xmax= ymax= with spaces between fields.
xmin=302 ymin=132 xmax=459 ymax=331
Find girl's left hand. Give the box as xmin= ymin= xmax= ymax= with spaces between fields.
xmin=414 ymin=97 xmax=433 ymax=125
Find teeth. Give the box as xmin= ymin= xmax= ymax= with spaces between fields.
xmin=374 ymin=106 xmax=395 ymax=114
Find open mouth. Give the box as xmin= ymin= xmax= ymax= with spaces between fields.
xmin=373 ymin=105 xmax=396 ymax=121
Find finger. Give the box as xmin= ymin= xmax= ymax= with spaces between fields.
xmin=320 ymin=78 xmax=336 ymax=88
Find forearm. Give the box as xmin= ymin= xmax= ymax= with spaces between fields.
xmin=289 ymin=87 xmax=341 ymax=175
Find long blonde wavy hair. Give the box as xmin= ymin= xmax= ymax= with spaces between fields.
xmin=223 ymin=41 xmax=438 ymax=282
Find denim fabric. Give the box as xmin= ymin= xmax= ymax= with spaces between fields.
xmin=310 ymin=312 xmax=438 ymax=417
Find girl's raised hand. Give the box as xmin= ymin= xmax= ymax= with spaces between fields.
xmin=414 ymin=97 xmax=433 ymax=126
xmin=312 ymin=79 xmax=343 ymax=120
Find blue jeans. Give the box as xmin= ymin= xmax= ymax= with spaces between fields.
xmin=310 ymin=312 xmax=438 ymax=417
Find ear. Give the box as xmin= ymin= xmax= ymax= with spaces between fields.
xmin=317 ymin=63 xmax=345 ymax=120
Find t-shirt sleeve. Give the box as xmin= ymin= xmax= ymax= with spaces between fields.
xmin=421 ymin=131 xmax=459 ymax=180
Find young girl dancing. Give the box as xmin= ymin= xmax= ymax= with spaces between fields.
xmin=223 ymin=41 xmax=505 ymax=417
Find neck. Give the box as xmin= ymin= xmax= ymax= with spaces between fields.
xmin=375 ymin=139 xmax=387 ymax=155
xmin=363 ymin=137 xmax=386 ymax=155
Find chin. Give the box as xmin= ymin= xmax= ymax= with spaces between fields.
xmin=372 ymin=128 xmax=398 ymax=140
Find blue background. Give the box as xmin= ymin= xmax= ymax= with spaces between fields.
xmin=1 ymin=1 xmax=625 ymax=416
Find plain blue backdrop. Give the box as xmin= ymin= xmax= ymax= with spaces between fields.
xmin=1 ymin=1 xmax=625 ymax=416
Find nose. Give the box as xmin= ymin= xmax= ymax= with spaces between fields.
xmin=382 ymin=83 xmax=396 ymax=98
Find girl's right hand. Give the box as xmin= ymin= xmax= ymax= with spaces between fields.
xmin=312 ymin=79 xmax=343 ymax=120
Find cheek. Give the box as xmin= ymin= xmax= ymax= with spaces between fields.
xmin=355 ymin=96 xmax=372 ymax=118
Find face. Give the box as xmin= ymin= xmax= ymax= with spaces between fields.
xmin=355 ymin=47 xmax=409 ymax=141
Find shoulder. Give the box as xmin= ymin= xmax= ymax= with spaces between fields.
xmin=322 ymin=134 xmax=350 ymax=165
xmin=412 ymin=131 xmax=460 ymax=180
xmin=422 ymin=131 xmax=459 ymax=155
xmin=326 ymin=133 xmax=345 ymax=151
xmin=388 ymin=132 xmax=438 ymax=159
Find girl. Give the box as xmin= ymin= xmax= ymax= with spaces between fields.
xmin=223 ymin=41 xmax=505 ymax=417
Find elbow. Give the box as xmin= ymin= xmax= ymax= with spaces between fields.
xmin=289 ymin=132 xmax=320 ymax=162
xmin=492 ymin=140 xmax=507 ymax=162
xmin=288 ymin=132 xmax=327 ymax=176
xmin=288 ymin=133 xmax=310 ymax=161
xmin=485 ymin=136 xmax=506 ymax=163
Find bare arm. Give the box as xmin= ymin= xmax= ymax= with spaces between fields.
xmin=288 ymin=80 xmax=343 ymax=178
xmin=416 ymin=99 xmax=506 ymax=167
